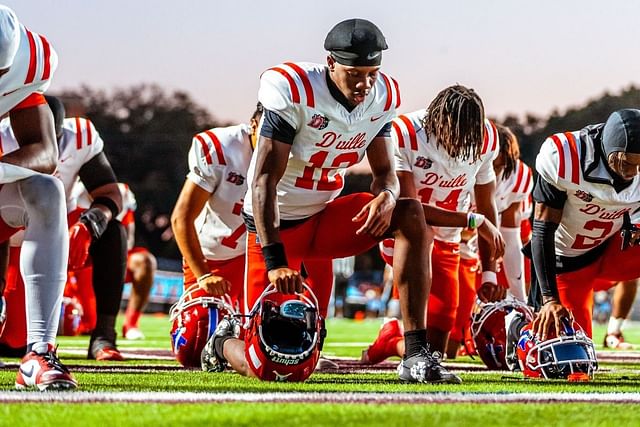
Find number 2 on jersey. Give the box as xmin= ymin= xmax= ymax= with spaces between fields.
xmin=571 ymin=219 xmax=614 ymax=250
xmin=295 ymin=151 xmax=359 ymax=191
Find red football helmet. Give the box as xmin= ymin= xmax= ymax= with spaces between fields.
xmin=244 ymin=284 xmax=326 ymax=382
xmin=169 ymin=284 xmax=236 ymax=368
xmin=471 ymin=299 xmax=534 ymax=370
xmin=57 ymin=297 xmax=83 ymax=336
xmin=517 ymin=317 xmax=598 ymax=381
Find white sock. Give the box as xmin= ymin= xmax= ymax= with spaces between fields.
xmin=607 ymin=317 xmax=625 ymax=335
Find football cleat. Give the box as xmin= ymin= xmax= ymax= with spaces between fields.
xmin=201 ymin=316 xmax=241 ymax=372
xmin=15 ymin=344 xmax=77 ymax=391
xmin=603 ymin=333 xmax=634 ymax=350
xmin=88 ymin=338 xmax=124 ymax=361
xmin=397 ymin=346 xmax=462 ymax=384
xmin=361 ymin=318 xmax=403 ymax=364
xmin=123 ymin=326 xmax=145 ymax=341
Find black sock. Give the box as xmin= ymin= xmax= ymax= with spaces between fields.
xmin=404 ymin=329 xmax=427 ymax=358
xmin=214 ymin=335 xmax=234 ymax=361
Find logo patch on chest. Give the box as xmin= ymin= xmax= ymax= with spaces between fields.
xmin=414 ymin=156 xmax=432 ymax=169
xmin=227 ymin=172 xmax=245 ymax=185
xmin=307 ymin=114 xmax=330 ymax=130
xmin=574 ymin=190 xmax=593 ymax=203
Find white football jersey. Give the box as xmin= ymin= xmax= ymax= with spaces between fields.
xmin=244 ymin=61 xmax=400 ymax=220
xmin=536 ymin=130 xmax=640 ymax=257
xmin=188 ymin=124 xmax=254 ymax=260
xmin=0 ymin=116 xmax=104 ymax=212
xmin=0 ymin=25 xmax=57 ymax=115
xmin=393 ymin=109 xmax=499 ymax=242
xmin=496 ymin=159 xmax=533 ymax=215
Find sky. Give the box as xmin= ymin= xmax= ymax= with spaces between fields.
xmin=6 ymin=0 xmax=640 ymax=124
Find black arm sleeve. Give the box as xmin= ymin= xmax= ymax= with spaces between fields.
xmin=375 ymin=122 xmax=392 ymax=138
xmin=532 ymin=174 xmax=567 ymax=210
xmin=259 ymin=109 xmax=296 ymax=145
xmin=531 ymin=219 xmax=560 ymax=300
xmin=78 ymin=152 xmax=118 ymax=193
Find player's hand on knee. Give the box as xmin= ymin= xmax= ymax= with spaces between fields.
xmin=68 ymin=222 xmax=92 ymax=270
xmin=478 ymin=221 xmax=505 ymax=260
xmin=197 ymin=274 xmax=231 ymax=296
xmin=268 ymin=267 xmax=303 ymax=294
xmin=353 ymin=193 xmax=394 ymax=237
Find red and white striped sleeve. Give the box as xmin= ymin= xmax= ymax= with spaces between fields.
xmin=258 ymin=62 xmax=314 ymax=129
xmin=187 ymin=128 xmax=225 ymax=193
xmin=475 ymin=119 xmax=499 ymax=185
xmin=391 ymin=113 xmax=420 ymax=172
xmin=536 ymin=131 xmax=581 ymax=189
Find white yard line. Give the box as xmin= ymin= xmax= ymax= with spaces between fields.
xmin=0 ymin=391 xmax=639 ymax=404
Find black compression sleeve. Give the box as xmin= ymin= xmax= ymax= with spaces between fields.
xmin=78 ymin=152 xmax=118 ymax=193
xmin=259 ymin=109 xmax=296 ymax=145
xmin=531 ymin=218 xmax=560 ymax=300
xmin=376 ymin=122 xmax=392 ymax=138
xmin=532 ymin=174 xmax=567 ymax=210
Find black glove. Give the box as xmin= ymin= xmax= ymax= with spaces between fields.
xmin=79 ymin=207 xmax=109 ymax=240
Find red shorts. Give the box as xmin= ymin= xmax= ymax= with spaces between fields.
xmin=245 ymin=193 xmax=378 ymax=317
xmin=449 ymin=256 xmax=480 ymax=342
xmin=183 ymin=254 xmax=245 ymax=312
xmin=0 ymin=247 xmax=26 ymax=348
xmin=557 ymin=232 xmax=640 ymax=337
xmin=427 ymin=240 xmax=461 ymax=332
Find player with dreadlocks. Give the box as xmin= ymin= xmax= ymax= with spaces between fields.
xmin=363 ymin=85 xmax=505 ymax=362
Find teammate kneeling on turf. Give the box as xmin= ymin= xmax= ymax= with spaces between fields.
xmin=201 ymin=285 xmax=325 ymax=382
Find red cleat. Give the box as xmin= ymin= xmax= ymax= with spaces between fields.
xmin=15 ymin=344 xmax=77 ymax=391
xmin=361 ymin=318 xmax=403 ymax=364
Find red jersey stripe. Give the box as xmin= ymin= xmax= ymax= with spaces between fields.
xmin=398 ymin=115 xmax=418 ymax=150
xmin=284 ymin=63 xmax=314 ymax=108
xmin=549 ymin=135 xmax=565 ymax=180
xmin=204 ymin=130 xmax=226 ymax=165
xmin=75 ymin=117 xmax=83 ymax=149
xmin=564 ymin=132 xmax=580 ymax=184
xmin=523 ymin=165 xmax=533 ymax=193
xmin=39 ymin=35 xmax=51 ymax=81
xmin=85 ymin=119 xmax=92 ymax=145
xmin=489 ymin=121 xmax=498 ymax=152
xmin=195 ymin=134 xmax=213 ymax=165
xmin=481 ymin=125 xmax=489 ymax=154
xmin=513 ymin=161 xmax=525 ymax=193
xmin=380 ymin=73 xmax=393 ymax=111
xmin=268 ymin=67 xmax=300 ymax=104
xmin=24 ymin=30 xmax=37 ymax=84
xmin=391 ymin=77 xmax=401 ymax=108
xmin=392 ymin=121 xmax=404 ymax=148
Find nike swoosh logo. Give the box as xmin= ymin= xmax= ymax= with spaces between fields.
xmin=20 ymin=365 xmax=35 ymax=378
xmin=2 ymin=88 xmax=19 ymax=97
xmin=370 ymin=114 xmax=385 ymax=122
xmin=59 ymin=156 xmax=72 ymax=163
xmin=367 ymin=52 xmax=381 ymax=60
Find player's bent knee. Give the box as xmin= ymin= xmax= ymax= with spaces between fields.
xmin=19 ymin=174 xmax=65 ymax=214
xmin=392 ymin=199 xmax=426 ymax=238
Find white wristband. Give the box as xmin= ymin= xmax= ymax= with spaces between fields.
xmin=467 ymin=212 xmax=485 ymax=229
xmin=481 ymin=271 xmax=497 ymax=284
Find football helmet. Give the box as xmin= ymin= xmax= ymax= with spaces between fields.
xmin=471 ymin=299 xmax=533 ymax=370
xmin=244 ymin=284 xmax=326 ymax=382
xmin=57 ymin=297 xmax=83 ymax=336
xmin=517 ymin=317 xmax=598 ymax=380
xmin=169 ymin=284 xmax=236 ymax=368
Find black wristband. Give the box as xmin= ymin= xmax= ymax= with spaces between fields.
xmin=261 ymin=242 xmax=288 ymax=271
xmin=92 ymin=196 xmax=120 ymax=219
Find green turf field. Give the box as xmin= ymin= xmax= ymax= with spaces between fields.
xmin=1 ymin=315 xmax=639 ymax=426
